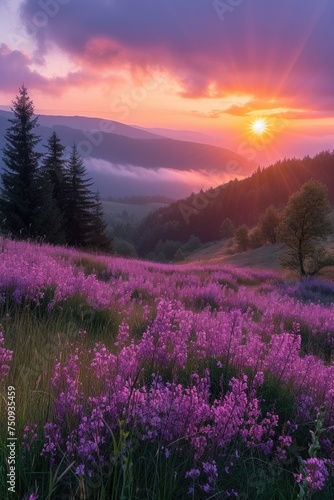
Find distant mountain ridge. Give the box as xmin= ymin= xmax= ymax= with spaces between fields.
xmin=0 ymin=110 xmax=254 ymax=172
xmin=143 ymin=127 xmax=222 ymax=146
xmin=38 ymin=113 xmax=165 ymax=141
xmin=137 ymin=151 xmax=334 ymax=255
xmin=0 ymin=110 xmax=164 ymax=141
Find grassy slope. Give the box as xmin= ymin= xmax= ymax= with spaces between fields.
xmin=194 ymin=243 xmax=284 ymax=269
xmin=188 ymin=240 xmax=334 ymax=281
xmin=188 ymin=241 xmax=284 ymax=271
xmin=186 ymin=213 xmax=334 ymax=278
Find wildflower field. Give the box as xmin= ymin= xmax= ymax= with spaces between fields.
xmin=0 ymin=238 xmax=333 ymax=499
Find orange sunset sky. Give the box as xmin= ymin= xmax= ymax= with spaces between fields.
xmin=1 ymin=0 xmax=334 ymax=169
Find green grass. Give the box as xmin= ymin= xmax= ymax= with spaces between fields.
xmin=0 ymin=297 xmax=123 ymax=500
xmin=280 ymin=317 xmax=333 ymax=363
xmin=72 ymin=256 xmax=110 ymax=280
xmin=217 ymin=278 xmax=239 ymax=292
xmin=130 ymin=288 xmax=154 ymax=303
xmin=188 ymin=240 xmax=284 ymax=271
xmin=0 ymin=277 xmax=333 ymax=499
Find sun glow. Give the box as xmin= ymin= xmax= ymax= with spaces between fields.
xmin=251 ymin=118 xmax=268 ymax=135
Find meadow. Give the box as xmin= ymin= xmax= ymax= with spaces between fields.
xmin=0 ymin=238 xmax=333 ymax=499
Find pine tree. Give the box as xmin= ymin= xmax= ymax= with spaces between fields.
xmin=63 ymin=144 xmax=96 ymax=247
xmin=33 ymin=171 xmax=65 ymax=244
xmin=39 ymin=131 xmax=68 ymax=243
xmin=42 ymin=132 xmax=67 ymax=213
xmin=89 ymin=191 xmax=113 ymax=252
xmin=173 ymin=248 xmax=185 ymax=262
xmin=0 ymin=85 xmax=42 ymax=237
xmin=219 ymin=218 xmax=234 ymax=239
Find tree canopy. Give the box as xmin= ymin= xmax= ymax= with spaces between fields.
xmin=235 ymin=224 xmax=249 ymax=252
xmin=277 ymin=180 xmax=333 ymax=276
xmin=258 ymin=205 xmax=280 ymax=244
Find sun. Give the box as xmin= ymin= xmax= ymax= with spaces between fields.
xmin=251 ymin=118 xmax=268 ymax=135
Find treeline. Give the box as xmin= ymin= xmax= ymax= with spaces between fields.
xmin=137 ymin=151 xmax=334 ymax=255
xmin=0 ymin=86 xmax=112 ymax=251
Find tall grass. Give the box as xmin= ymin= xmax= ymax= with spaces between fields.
xmin=0 ymin=241 xmax=333 ymax=499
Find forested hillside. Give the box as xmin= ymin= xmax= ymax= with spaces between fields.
xmin=138 ymin=151 xmax=334 ymax=255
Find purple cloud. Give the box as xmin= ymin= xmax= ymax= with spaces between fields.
xmin=0 ymin=43 xmax=110 ymax=96
xmin=14 ymin=0 xmax=334 ymax=117
xmin=0 ymin=43 xmax=47 ymax=92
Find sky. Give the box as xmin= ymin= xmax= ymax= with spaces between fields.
xmin=0 ymin=0 xmax=334 ymax=170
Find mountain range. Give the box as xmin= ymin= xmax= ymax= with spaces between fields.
xmin=0 ymin=110 xmax=255 ymax=198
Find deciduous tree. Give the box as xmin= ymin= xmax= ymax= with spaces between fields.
xmin=235 ymin=224 xmax=249 ymax=252
xmin=258 ymin=205 xmax=280 ymax=244
xmin=277 ymin=180 xmax=333 ymax=276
